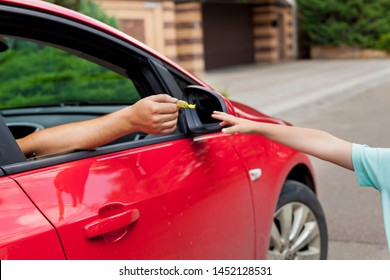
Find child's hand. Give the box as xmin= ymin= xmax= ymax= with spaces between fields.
xmin=211 ymin=111 xmax=256 ymax=134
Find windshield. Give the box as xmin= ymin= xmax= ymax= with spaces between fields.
xmin=0 ymin=37 xmax=140 ymax=110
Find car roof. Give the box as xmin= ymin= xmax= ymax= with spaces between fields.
xmin=1 ymin=0 xmax=160 ymax=55
xmin=0 ymin=0 xmax=205 ymax=85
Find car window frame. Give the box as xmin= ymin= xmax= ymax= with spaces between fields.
xmin=0 ymin=5 xmax=159 ymax=96
xmin=0 ymin=3 xmax=193 ymax=176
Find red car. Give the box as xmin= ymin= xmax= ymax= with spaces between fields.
xmin=0 ymin=0 xmax=327 ymax=260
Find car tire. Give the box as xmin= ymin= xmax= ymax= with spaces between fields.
xmin=267 ymin=180 xmax=328 ymax=260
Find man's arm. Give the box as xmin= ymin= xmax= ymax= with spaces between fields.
xmin=212 ymin=111 xmax=354 ymax=171
xmin=17 ymin=94 xmax=179 ymax=157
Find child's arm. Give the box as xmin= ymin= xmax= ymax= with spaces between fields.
xmin=212 ymin=111 xmax=353 ymax=171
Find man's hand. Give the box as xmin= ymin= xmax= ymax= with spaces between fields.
xmin=127 ymin=94 xmax=179 ymax=134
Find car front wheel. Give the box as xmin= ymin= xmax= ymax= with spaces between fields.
xmin=267 ymin=180 xmax=328 ymax=260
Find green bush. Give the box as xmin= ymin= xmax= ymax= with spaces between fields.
xmin=46 ymin=0 xmax=81 ymax=11
xmin=297 ymin=0 xmax=390 ymax=50
xmin=0 ymin=41 xmax=139 ymax=109
xmin=79 ymin=0 xmax=119 ymax=28
xmin=376 ymin=33 xmax=390 ymax=52
xmin=0 ymin=1 xmax=136 ymax=110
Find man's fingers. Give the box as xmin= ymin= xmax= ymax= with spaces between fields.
xmin=148 ymin=95 xmax=180 ymax=114
xmin=155 ymin=111 xmax=179 ymax=124
xmin=153 ymin=119 xmax=178 ymax=134
xmin=162 ymin=119 xmax=178 ymax=131
xmin=148 ymin=94 xmax=178 ymax=104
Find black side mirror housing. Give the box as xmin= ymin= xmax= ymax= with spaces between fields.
xmin=183 ymin=85 xmax=227 ymax=134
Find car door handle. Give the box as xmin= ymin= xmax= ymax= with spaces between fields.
xmin=83 ymin=208 xmax=140 ymax=239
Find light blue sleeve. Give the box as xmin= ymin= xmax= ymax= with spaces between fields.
xmin=351 ymin=143 xmax=390 ymax=191
xmin=352 ymin=143 xmax=390 ymax=251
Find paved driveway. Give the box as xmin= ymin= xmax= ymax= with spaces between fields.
xmin=200 ymin=59 xmax=390 ymax=118
xmin=200 ymin=59 xmax=390 ymax=259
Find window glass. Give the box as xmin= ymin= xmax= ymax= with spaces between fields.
xmin=0 ymin=37 xmax=140 ymax=110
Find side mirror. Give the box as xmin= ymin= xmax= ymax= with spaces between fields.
xmin=183 ymin=85 xmax=227 ymax=134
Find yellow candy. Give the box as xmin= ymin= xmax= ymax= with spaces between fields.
xmin=177 ymin=100 xmax=196 ymax=109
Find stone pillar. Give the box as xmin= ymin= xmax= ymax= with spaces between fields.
xmin=161 ymin=0 xmax=178 ymax=61
xmin=97 ymin=0 xmax=177 ymax=61
xmin=175 ymin=1 xmax=204 ymax=75
xmin=253 ymin=0 xmax=295 ymax=63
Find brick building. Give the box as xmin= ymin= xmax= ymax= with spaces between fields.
xmin=96 ymin=0 xmax=296 ymax=74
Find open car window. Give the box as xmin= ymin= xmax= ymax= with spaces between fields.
xmin=0 ymin=36 xmax=143 ymax=151
xmin=0 ymin=5 xmax=184 ymax=173
xmin=0 ymin=37 xmax=140 ymax=111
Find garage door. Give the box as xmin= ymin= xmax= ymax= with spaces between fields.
xmin=202 ymin=3 xmax=255 ymax=70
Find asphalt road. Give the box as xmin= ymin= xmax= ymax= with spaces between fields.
xmin=201 ymin=60 xmax=390 ymax=259
xmin=281 ymin=79 xmax=390 ymax=260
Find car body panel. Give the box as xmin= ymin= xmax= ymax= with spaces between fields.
xmin=0 ymin=177 xmax=65 ymax=259
xmin=229 ymin=133 xmax=315 ymax=259
xmin=12 ymin=136 xmax=255 ymax=259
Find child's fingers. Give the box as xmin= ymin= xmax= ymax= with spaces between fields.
xmin=212 ymin=111 xmax=235 ymax=123
xmin=222 ymin=125 xmax=239 ymax=134
xmin=212 ymin=111 xmax=239 ymax=134
xmin=219 ymin=121 xmax=229 ymax=127
xmin=212 ymin=111 xmax=229 ymax=117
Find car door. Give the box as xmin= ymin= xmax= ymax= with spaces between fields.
xmin=0 ymin=5 xmax=255 ymax=259
xmin=0 ymin=174 xmax=65 ymax=259
xmin=0 ymin=117 xmax=65 ymax=259
xmin=12 ymin=131 xmax=254 ymax=259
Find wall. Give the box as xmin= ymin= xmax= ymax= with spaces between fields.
xmin=253 ymin=0 xmax=294 ymax=63
xmin=97 ymin=0 xmax=178 ymax=61
xmin=94 ymin=0 xmax=296 ymax=74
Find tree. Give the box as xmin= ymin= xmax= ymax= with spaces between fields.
xmin=46 ymin=0 xmax=81 ymax=11
xmin=297 ymin=0 xmax=390 ymax=50
xmin=0 ymin=1 xmax=134 ymax=110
